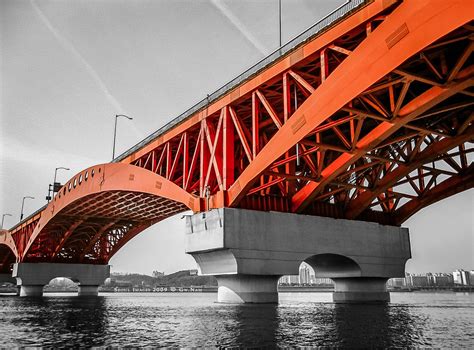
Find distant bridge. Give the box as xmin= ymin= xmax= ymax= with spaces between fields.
xmin=2 ymin=0 xmax=473 ymax=302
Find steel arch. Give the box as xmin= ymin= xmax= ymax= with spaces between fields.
xmin=20 ymin=163 xmax=198 ymax=263
xmin=226 ymin=0 xmax=473 ymax=210
xmin=0 ymin=230 xmax=19 ymax=273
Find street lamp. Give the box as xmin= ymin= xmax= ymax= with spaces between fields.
xmin=20 ymin=196 xmax=34 ymax=221
xmin=278 ymin=0 xmax=282 ymax=47
xmin=1 ymin=214 xmax=12 ymax=229
xmin=47 ymin=167 xmax=70 ymax=202
xmin=112 ymin=114 xmax=133 ymax=160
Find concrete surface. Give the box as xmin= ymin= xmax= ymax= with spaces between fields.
xmin=13 ymin=263 xmax=110 ymax=297
xmin=186 ymin=208 xmax=411 ymax=303
xmin=216 ymin=275 xmax=280 ymax=303
xmin=333 ymin=277 xmax=390 ymax=303
xmin=0 ymin=273 xmax=16 ymax=284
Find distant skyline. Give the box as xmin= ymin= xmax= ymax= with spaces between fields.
xmin=1 ymin=0 xmax=472 ymax=275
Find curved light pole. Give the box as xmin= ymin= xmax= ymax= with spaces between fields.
xmin=20 ymin=196 xmax=34 ymax=221
xmin=54 ymin=167 xmax=70 ymax=188
xmin=112 ymin=114 xmax=133 ymax=160
xmin=47 ymin=166 xmax=70 ymax=202
xmin=1 ymin=213 xmax=12 ymax=229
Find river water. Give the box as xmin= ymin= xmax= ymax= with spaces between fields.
xmin=0 ymin=292 xmax=473 ymax=347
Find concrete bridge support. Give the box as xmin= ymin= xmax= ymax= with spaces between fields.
xmin=185 ymin=208 xmax=411 ymax=304
xmin=0 ymin=273 xmax=16 ymax=285
xmin=13 ymin=263 xmax=110 ymax=297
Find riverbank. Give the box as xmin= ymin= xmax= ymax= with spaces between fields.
xmin=2 ymin=285 xmax=472 ymax=294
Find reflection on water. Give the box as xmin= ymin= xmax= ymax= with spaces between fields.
xmin=330 ymin=304 xmax=424 ymax=347
xmin=0 ymin=292 xmax=473 ymax=347
xmin=2 ymin=296 xmax=108 ymax=347
xmin=275 ymin=300 xmax=425 ymax=347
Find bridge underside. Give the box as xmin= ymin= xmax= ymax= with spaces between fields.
xmin=234 ymin=22 xmax=474 ymax=224
xmin=10 ymin=163 xmax=192 ymax=263
xmin=24 ymin=191 xmax=186 ymax=264
xmin=0 ymin=245 xmax=16 ymax=274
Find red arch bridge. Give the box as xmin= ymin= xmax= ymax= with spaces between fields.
xmin=1 ymin=0 xmax=473 ymax=302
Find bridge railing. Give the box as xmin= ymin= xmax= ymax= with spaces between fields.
xmin=8 ymin=205 xmax=46 ymax=233
xmin=114 ymin=0 xmax=369 ymax=163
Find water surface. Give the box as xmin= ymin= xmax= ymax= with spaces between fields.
xmin=0 ymin=292 xmax=472 ymax=347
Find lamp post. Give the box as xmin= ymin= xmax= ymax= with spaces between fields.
xmin=278 ymin=0 xmax=282 ymax=47
xmin=20 ymin=196 xmax=34 ymax=221
xmin=1 ymin=214 xmax=12 ymax=229
xmin=47 ymin=166 xmax=70 ymax=202
xmin=112 ymin=114 xmax=133 ymax=160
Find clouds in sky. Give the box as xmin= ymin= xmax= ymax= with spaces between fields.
xmin=210 ymin=0 xmax=270 ymax=56
xmin=30 ymin=0 xmax=126 ymax=114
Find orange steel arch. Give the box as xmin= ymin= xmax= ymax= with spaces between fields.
xmin=225 ymin=0 xmax=474 ymax=209
xmin=20 ymin=163 xmax=198 ymax=263
xmin=0 ymin=230 xmax=19 ymax=273
xmin=393 ymin=168 xmax=474 ymax=225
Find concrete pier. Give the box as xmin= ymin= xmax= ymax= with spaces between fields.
xmin=216 ymin=275 xmax=280 ymax=303
xmin=13 ymin=263 xmax=110 ymax=297
xmin=332 ymin=277 xmax=390 ymax=302
xmin=186 ymin=208 xmax=411 ymax=303
xmin=78 ymin=285 xmax=100 ymax=296
xmin=19 ymin=285 xmax=43 ymax=297
xmin=0 ymin=273 xmax=16 ymax=285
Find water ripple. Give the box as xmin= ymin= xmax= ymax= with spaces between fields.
xmin=0 ymin=292 xmax=472 ymax=347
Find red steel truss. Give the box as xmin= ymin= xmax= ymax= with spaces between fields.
xmin=3 ymin=0 xmax=473 ymax=267
xmin=125 ymin=0 xmax=474 ymax=225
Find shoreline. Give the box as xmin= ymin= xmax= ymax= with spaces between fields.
xmin=1 ymin=286 xmax=473 ymax=295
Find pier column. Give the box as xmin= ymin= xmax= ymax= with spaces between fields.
xmin=332 ymin=277 xmax=389 ymax=303
xmin=78 ymin=285 xmax=100 ymax=296
xmin=186 ymin=208 xmax=411 ymax=304
xmin=19 ymin=285 xmax=44 ymax=297
xmin=0 ymin=273 xmax=16 ymax=284
xmin=13 ymin=263 xmax=110 ymax=297
xmin=217 ymin=275 xmax=280 ymax=303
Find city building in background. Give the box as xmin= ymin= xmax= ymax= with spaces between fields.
xmin=279 ymin=263 xmax=334 ymax=286
xmin=280 ymin=265 xmax=473 ymax=289
xmin=453 ymin=269 xmax=473 ymax=286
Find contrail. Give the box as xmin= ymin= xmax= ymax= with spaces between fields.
xmin=30 ymin=0 xmax=144 ymax=141
xmin=210 ymin=0 xmax=269 ymax=56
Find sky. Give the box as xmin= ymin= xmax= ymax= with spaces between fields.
xmin=0 ymin=0 xmax=472 ymax=275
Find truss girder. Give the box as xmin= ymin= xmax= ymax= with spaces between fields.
xmin=122 ymin=0 xmax=474 ymax=226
